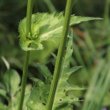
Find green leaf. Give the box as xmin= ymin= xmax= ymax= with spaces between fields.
xmin=27 ymin=79 xmax=49 ymax=110
xmin=53 ymin=34 xmax=83 ymax=110
xmin=0 ymin=103 xmax=8 ymax=110
xmin=26 ymin=35 xmax=84 ymax=110
xmin=0 ymin=89 xmax=7 ymax=99
xmin=36 ymin=63 xmax=52 ymax=83
xmin=24 ymin=64 xmax=52 ymax=110
xmin=19 ymin=13 xmax=100 ymax=51
xmin=82 ymin=61 xmax=110 ymax=110
xmin=5 ymin=84 xmax=31 ymax=110
xmin=3 ymin=69 xmax=20 ymax=96
xmin=70 ymin=16 xmax=101 ymax=26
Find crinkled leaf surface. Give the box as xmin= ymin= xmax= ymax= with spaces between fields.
xmin=27 ymin=79 xmax=49 ymax=110
xmin=53 ymin=35 xmax=83 ymax=110
xmin=26 ymin=35 xmax=83 ymax=110
xmin=27 ymin=65 xmax=52 ymax=110
xmin=19 ymin=13 xmax=100 ymax=51
xmin=18 ymin=13 xmax=100 ymax=110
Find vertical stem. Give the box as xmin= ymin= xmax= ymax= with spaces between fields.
xmin=18 ymin=52 xmax=30 ymax=110
xmin=46 ymin=0 xmax=73 ymax=110
xmin=18 ymin=0 xmax=33 ymax=110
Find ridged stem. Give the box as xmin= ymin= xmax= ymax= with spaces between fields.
xmin=18 ymin=0 xmax=33 ymax=110
xmin=46 ymin=0 xmax=73 ymax=110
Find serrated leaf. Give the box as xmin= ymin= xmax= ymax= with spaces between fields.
xmin=22 ymin=32 xmax=84 ymax=110
xmin=70 ymin=16 xmax=102 ymax=26
xmin=19 ymin=13 xmax=100 ymax=51
xmin=53 ymin=34 xmax=83 ymax=110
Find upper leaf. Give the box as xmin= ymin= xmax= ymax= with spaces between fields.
xmin=19 ymin=13 xmax=100 ymax=51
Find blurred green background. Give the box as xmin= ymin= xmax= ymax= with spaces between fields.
xmin=0 ymin=0 xmax=110 ymax=110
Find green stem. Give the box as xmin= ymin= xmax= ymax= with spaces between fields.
xmin=46 ymin=0 xmax=73 ymax=110
xmin=18 ymin=0 xmax=33 ymax=110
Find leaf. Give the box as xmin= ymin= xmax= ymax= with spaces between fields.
xmin=0 ymin=70 xmax=21 ymax=110
xmin=70 ymin=16 xmax=102 ymax=26
xmin=23 ymin=35 xmax=83 ymax=110
xmin=27 ymin=79 xmax=49 ymax=110
xmin=3 ymin=69 xmax=20 ymax=96
xmin=36 ymin=63 xmax=52 ymax=83
xmin=0 ymin=103 xmax=8 ymax=110
xmin=24 ymin=64 xmax=52 ymax=110
xmin=19 ymin=13 xmax=100 ymax=51
xmin=53 ymin=34 xmax=83 ymax=110
xmin=4 ymin=84 xmax=32 ymax=110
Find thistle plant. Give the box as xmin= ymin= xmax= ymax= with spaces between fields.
xmin=18 ymin=0 xmax=101 ymax=110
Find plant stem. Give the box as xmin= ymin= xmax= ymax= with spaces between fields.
xmin=46 ymin=0 xmax=73 ymax=110
xmin=18 ymin=0 xmax=33 ymax=110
